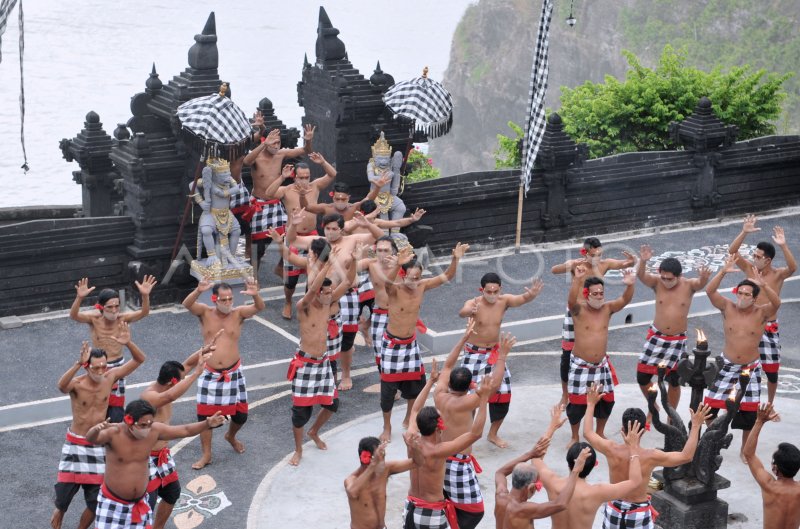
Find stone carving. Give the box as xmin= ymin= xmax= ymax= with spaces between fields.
xmin=366 ymin=132 xmax=406 ymax=221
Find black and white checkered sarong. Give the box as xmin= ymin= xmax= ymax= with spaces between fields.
xmin=602 ymin=498 xmax=657 ymax=528
xmin=403 ymin=497 xmax=450 ymax=529
xmin=339 ymin=288 xmax=359 ymax=333
xmin=107 ymin=357 xmax=126 ymax=409
xmin=288 ymin=350 xmax=337 ymax=406
xmin=371 ymin=308 xmax=389 ymax=367
xmin=380 ymin=331 xmax=424 ymax=382
xmin=282 ymin=230 xmax=317 ymax=277
xmin=567 ymin=353 xmax=615 ymax=403
xmin=444 ymin=453 xmax=483 ymax=507
xmin=637 ymin=325 xmax=686 ymax=375
xmin=229 ymin=182 xmax=251 ymax=215
xmin=327 ymin=313 xmax=343 ymax=361
xmin=57 ymin=430 xmax=105 ymax=484
xmin=357 ymin=270 xmax=374 ymax=302
xmin=147 ymin=447 xmax=178 ymax=493
xmin=704 ymin=353 xmax=761 ymax=412
xmin=95 ymin=484 xmax=152 ymax=529
xmin=196 ymin=360 xmax=248 ymax=417
xmin=249 ymin=198 xmax=287 ymax=240
xmin=561 ymin=306 xmax=574 ymax=350
xmin=759 ymin=320 xmax=781 ymax=373
xmin=461 ymin=342 xmax=511 ymax=403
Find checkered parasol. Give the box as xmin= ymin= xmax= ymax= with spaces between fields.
xmin=383 ymin=67 xmax=453 ymax=138
xmin=176 ymin=83 xmax=252 ymax=159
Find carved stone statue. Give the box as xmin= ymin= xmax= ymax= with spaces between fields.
xmin=367 ymin=132 xmax=406 ymax=222
xmin=190 ymin=158 xmax=252 ymax=279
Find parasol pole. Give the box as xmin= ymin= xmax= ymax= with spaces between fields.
xmin=171 ymin=153 xmax=205 ymax=261
xmin=514 ymin=181 xmax=524 ymax=252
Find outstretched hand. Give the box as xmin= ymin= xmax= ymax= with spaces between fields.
xmin=303 ymin=124 xmax=316 ymax=142
xmin=587 ymin=382 xmax=605 ymax=406
xmin=79 ymin=341 xmax=91 ymax=366
xmin=135 ymin=275 xmax=158 ymax=296
xmin=75 ymin=278 xmax=95 ymax=299
xmin=639 ymin=244 xmax=653 ymax=262
xmin=621 ymin=268 xmax=636 ymax=286
xmin=241 ymin=276 xmax=260 ymax=297
xmin=622 ymin=420 xmax=644 ymax=449
xmin=110 ymin=321 xmax=131 ymax=345
xmin=772 ymin=226 xmax=786 ymax=246
xmin=742 ymin=214 xmax=760 ymax=234
xmin=689 ymin=403 xmax=712 ymax=425
xmin=756 ymin=402 xmax=780 ymax=424
xmin=453 ymin=242 xmax=469 ymax=259
xmin=530 ymin=436 xmax=552 ymax=459
xmin=197 ymin=276 xmax=213 ymax=293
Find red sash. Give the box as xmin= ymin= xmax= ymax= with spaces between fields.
xmin=286 ymin=352 xmax=325 ymax=381
xmin=241 ymin=197 xmax=281 ymax=222
xmin=407 ymin=496 xmax=459 ymax=529
xmin=466 ymin=344 xmax=499 ymax=365
xmin=101 ymin=482 xmax=149 ymax=524
xmin=328 ymin=317 xmax=340 ymax=339
xmin=207 ymin=360 xmax=241 ymax=382
xmin=447 ymin=453 xmax=482 ymax=473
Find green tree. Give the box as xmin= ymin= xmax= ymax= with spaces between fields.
xmin=558 ymin=45 xmax=792 ymax=158
xmin=494 ymin=121 xmax=524 ymax=169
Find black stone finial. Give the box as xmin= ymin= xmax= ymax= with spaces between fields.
xmin=114 ymin=123 xmax=131 ymax=141
xmin=258 ymin=97 xmax=274 ymax=112
xmin=188 ymin=12 xmax=219 ymax=70
xmin=547 ymin=113 xmax=563 ymax=126
xmin=146 ymin=63 xmax=163 ymax=93
xmin=369 ymin=61 xmax=395 ymax=90
xmin=315 ymin=6 xmax=346 ymax=62
xmin=303 ymin=53 xmax=310 ymax=69
xmin=86 ymin=111 xmax=100 ymax=124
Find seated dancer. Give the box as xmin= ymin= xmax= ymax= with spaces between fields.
xmin=552 ymin=238 xmax=635 ymax=406
xmin=705 ymin=254 xmax=780 ymax=458
xmin=457 ymin=272 xmax=543 ymax=448
xmin=494 ymin=407 xmax=565 ymax=529
xmin=288 ymin=209 xmax=384 ymax=391
xmin=742 ymin=402 xmax=800 ymax=529
xmin=52 ymin=324 xmax=146 ymax=529
xmin=265 ymin=151 xmax=335 ymax=319
xmin=380 ymin=242 xmax=469 ymax=443
xmin=584 ymin=384 xmax=711 ymax=529
xmin=402 ymin=358 xmax=490 ymax=529
xmin=500 ymin=450 xmax=588 ymax=529
xmin=728 ymin=215 xmax=796 ymax=403
xmin=70 ymin=275 xmax=157 ymax=422
xmin=565 ymin=265 xmax=635 ymax=445
xmin=288 ymin=253 xmax=356 ymax=466
xmin=241 ymin=123 xmax=314 ymax=271
xmin=434 ymin=321 xmax=510 ymax=529
xmin=345 ymin=437 xmax=415 ymax=529
xmin=139 ymin=333 xmax=219 ymax=529
xmin=182 ymin=276 xmax=265 ymax=469
xmin=532 ymin=418 xmax=644 ymax=529
xmin=636 ymin=245 xmax=710 ymax=418
xmin=85 ymin=400 xmax=226 ymax=529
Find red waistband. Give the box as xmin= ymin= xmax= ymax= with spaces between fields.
xmin=384 ymin=331 xmax=416 ymax=345
xmin=447 ymin=453 xmax=482 ymax=473
xmin=407 ymin=496 xmax=459 ymax=529
xmin=150 ymin=447 xmax=171 ymax=466
xmin=207 ymin=359 xmax=241 ymax=382
xmin=646 ymin=328 xmax=687 ymax=341
xmin=66 ymin=430 xmax=96 ymax=447
xmin=606 ymin=497 xmax=659 ymax=521
xmin=373 ymin=308 xmax=389 ymax=315
xmin=101 ymin=483 xmax=150 ymax=523
xmin=251 ymin=197 xmax=281 ymax=205
xmin=287 ymin=351 xmax=326 ymax=381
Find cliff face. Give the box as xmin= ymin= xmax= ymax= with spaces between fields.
xmin=429 ymin=0 xmax=799 ymax=175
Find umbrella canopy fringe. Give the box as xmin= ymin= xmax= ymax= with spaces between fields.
xmin=417 ymin=113 xmax=453 ymax=139
xmin=181 ymin=129 xmax=252 ymax=161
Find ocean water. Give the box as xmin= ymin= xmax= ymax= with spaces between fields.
xmin=0 ymin=1 xmax=468 ymax=207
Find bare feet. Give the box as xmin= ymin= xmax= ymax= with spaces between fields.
xmin=192 ymin=454 xmax=212 ymax=470
xmin=282 ymin=303 xmax=292 ymax=320
xmin=379 ymin=427 xmax=391 ymax=443
xmin=225 ymin=432 xmax=245 ymax=454
xmin=402 ymin=419 xmax=410 ymax=430
xmin=566 ymin=436 xmax=579 ymax=449
xmin=338 ymin=377 xmax=353 ymax=391
xmin=289 ymin=450 xmax=302 ymax=466
xmin=50 ymin=508 xmax=64 ymax=529
xmin=307 ymin=429 xmax=328 ymax=450
xmin=488 ymin=434 xmax=509 ymax=448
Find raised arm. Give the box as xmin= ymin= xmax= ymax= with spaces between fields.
xmin=636 ymin=245 xmax=658 ymax=289
xmin=689 ymin=265 xmax=712 ymax=292
xmin=279 ymin=124 xmax=315 ymax=159
xmin=506 ymin=277 xmax=544 ymax=308
xmin=653 ymin=404 xmax=712 ymax=467
xmin=182 ymin=276 xmax=213 ymax=316
xmin=264 ymin=173 xmax=287 ymax=200
xmin=423 ymin=242 xmax=468 ymax=290
xmin=69 ymin=278 xmax=96 ymax=323
xmin=752 ymin=267 xmax=781 ymax=315
xmin=297 ymin=260 xmax=332 ymax=310
xmin=743 ymin=402 xmax=780 ymax=489
xmin=498 ymin=437 xmax=552 ymax=494
xmin=583 ymin=383 xmax=615 ymax=455
xmin=57 ymin=342 xmax=91 ymax=394
xmin=141 ymin=353 xmax=210 ymax=408
xmin=109 ymin=323 xmax=146 ymax=379
xmin=518 ymin=448 xmax=589 ymax=519
xmin=309 ymin=152 xmax=336 ymax=189
xmin=729 ymin=214 xmax=759 ymax=270
xmin=772 ymin=226 xmax=797 ymax=278
xmin=436 ymin=321 xmax=477 ymax=401
xmin=591 ymin=421 xmax=645 ymax=502
xmin=85 ymin=419 xmax=116 ymax=445
xmin=345 ymin=442 xmax=388 ymax=499
xmin=604 ymin=251 xmax=636 ymax=271
xmin=606 ymin=269 xmax=635 ymax=313
xmin=124 ymin=275 xmax=157 ymax=322
xmin=434 ymin=395 xmax=488 ymax=457
xmin=406 ymin=358 xmax=439 ymax=436
xmin=374 ymin=208 xmax=426 ymax=230
xmin=705 ymin=254 xmax=738 ymax=311
xmin=567 ymin=265 xmax=587 ymax=315
xmin=238 ymin=277 xmax=266 ymax=318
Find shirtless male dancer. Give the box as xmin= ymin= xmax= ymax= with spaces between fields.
xmin=301 ymin=179 xmax=386 ymax=220
xmin=52 ymin=324 xmax=146 ymax=529
xmin=85 ymin=400 xmax=226 ymax=529
xmin=458 ymin=272 xmax=543 ymax=447
xmin=288 ymin=253 xmax=356 ymax=466
xmin=435 ymin=321 xmax=511 ymax=529
xmin=584 ymin=384 xmax=711 ymax=529
xmin=533 ymin=425 xmax=644 ymax=529
xmin=565 ymin=265 xmax=635 ymax=445
xmin=742 ymin=402 xmax=800 ymax=529
xmin=380 ymin=242 xmax=469 ymax=443
xmin=70 ymin=275 xmax=157 ymax=421
xmin=241 ymin=124 xmax=314 ymax=270
xmin=346 ymin=437 xmax=415 ymax=529
xmin=289 ymin=209 xmax=384 ymax=390
xmin=728 ymin=215 xmax=796 ymax=403
xmin=266 ymin=151 xmax=335 ymax=319
xmin=139 ymin=333 xmax=219 ymax=529
xmin=403 ymin=359 xmax=490 ymax=529
xmin=705 ymin=254 xmax=780 ymax=457
xmin=182 ymin=276 xmax=265 ymax=469
xmin=552 ymin=238 xmax=635 ymax=407
xmin=636 ymin=245 xmax=710 ymax=417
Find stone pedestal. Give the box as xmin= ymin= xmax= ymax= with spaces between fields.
xmin=651 ymin=471 xmax=730 ymax=529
